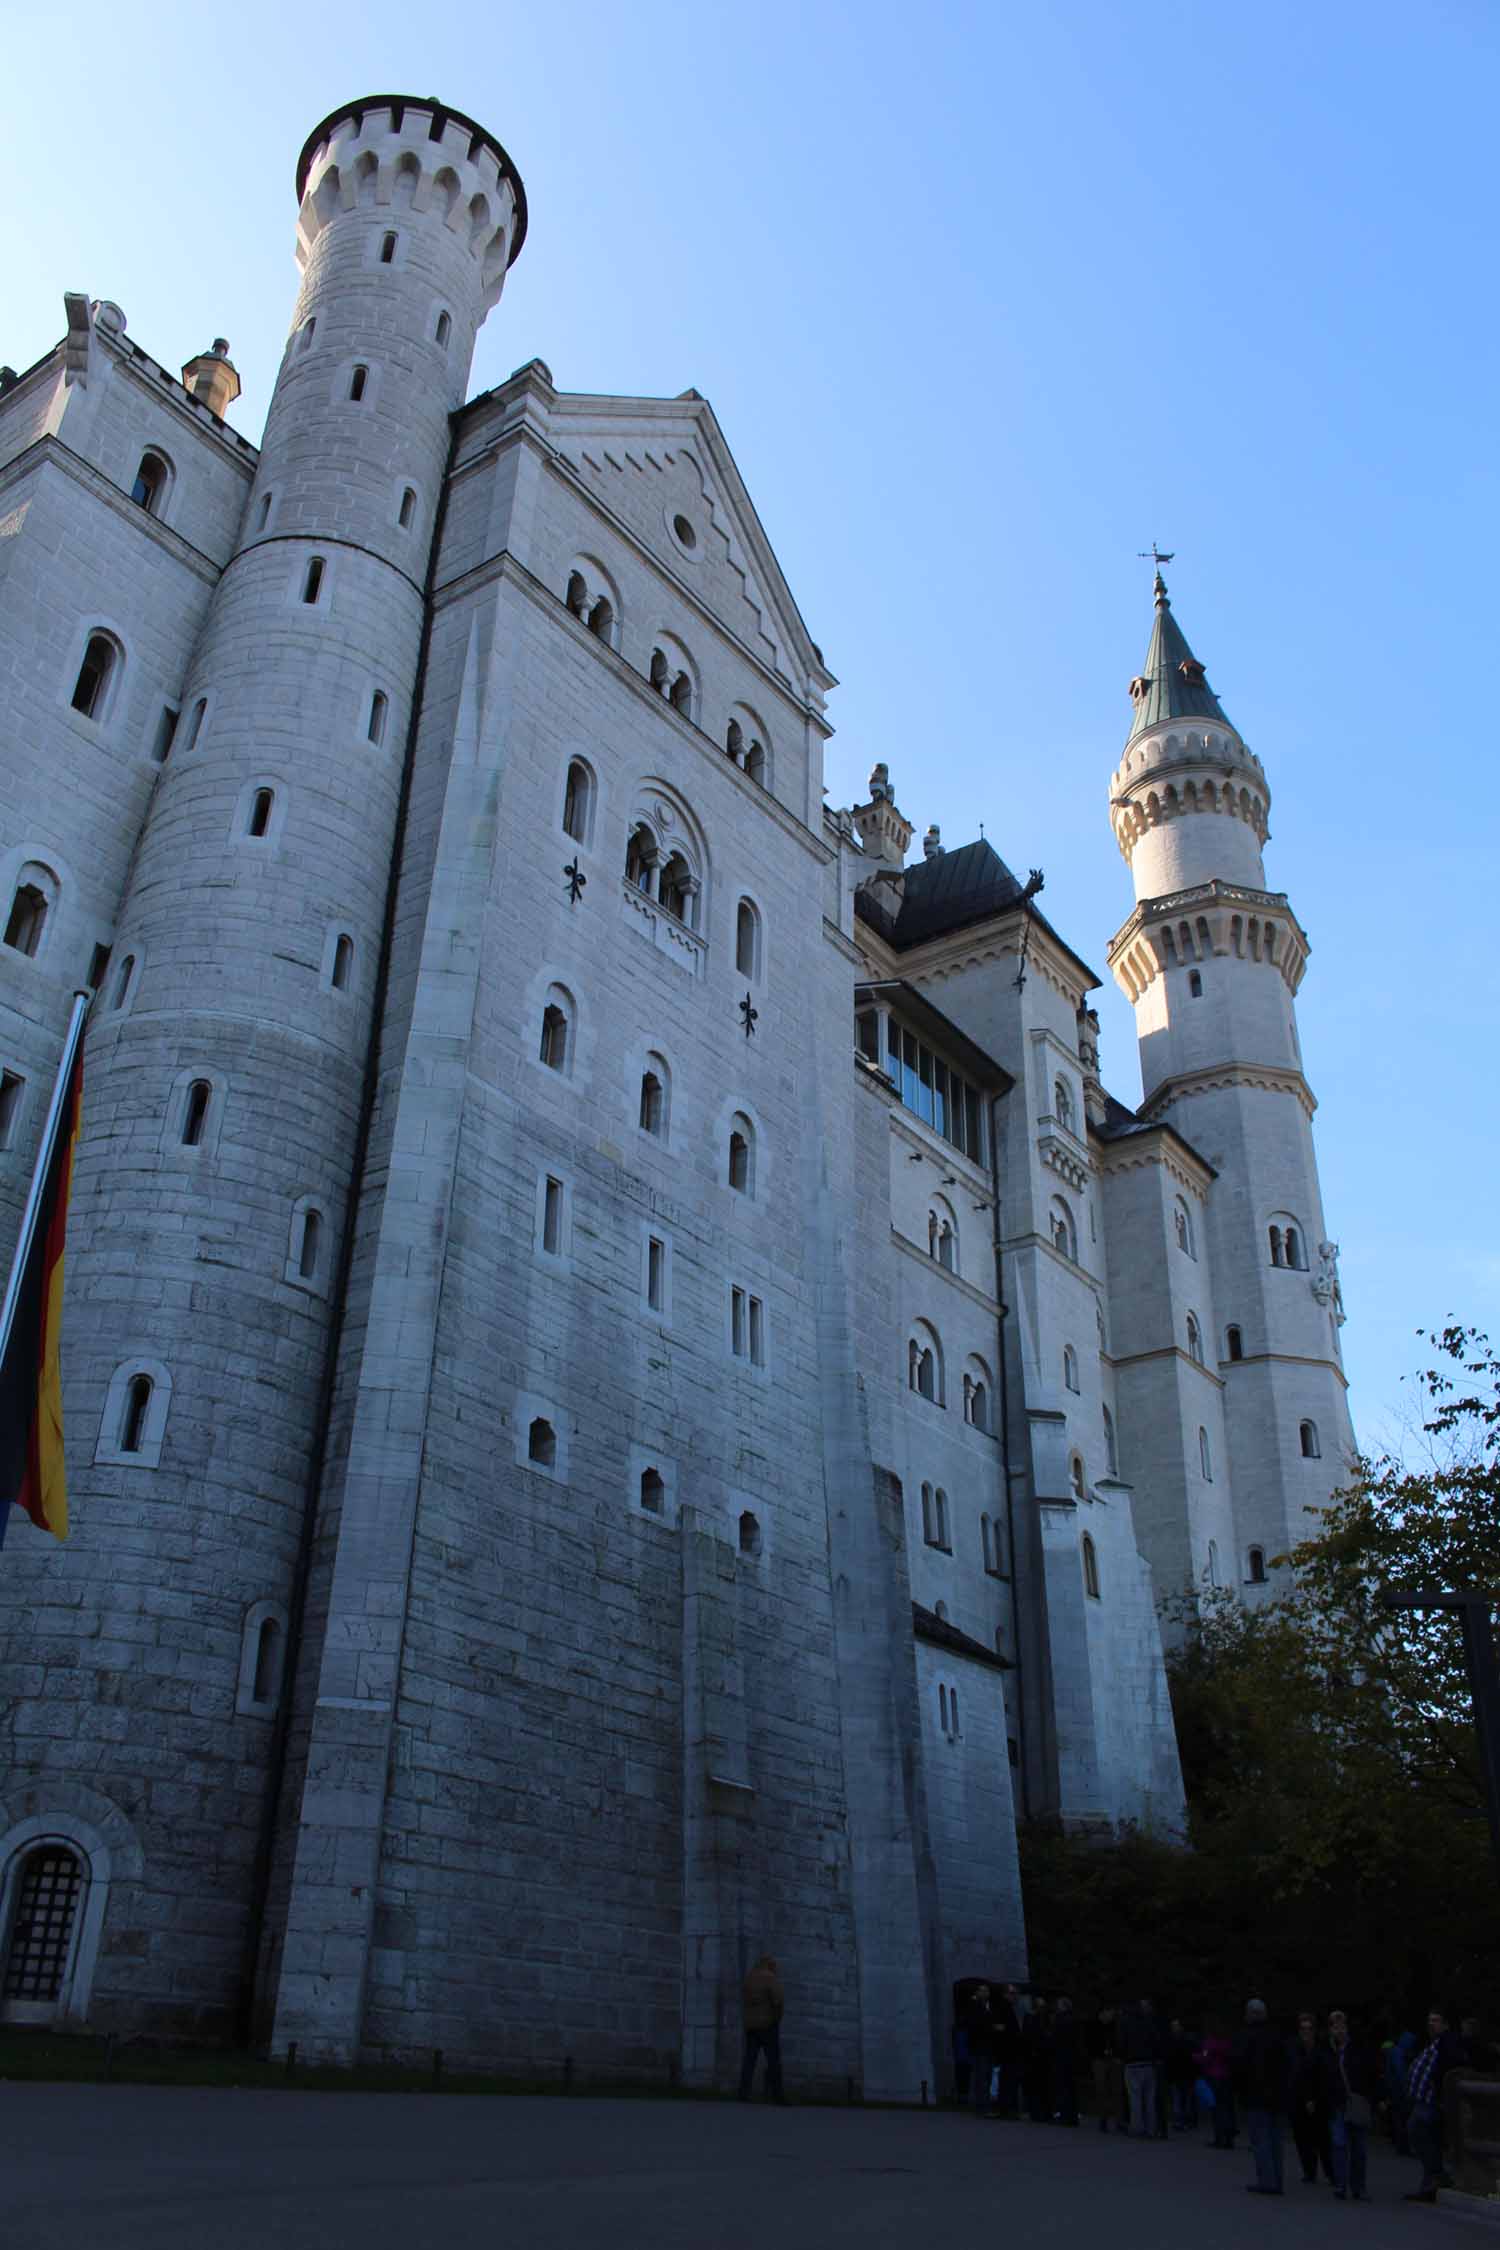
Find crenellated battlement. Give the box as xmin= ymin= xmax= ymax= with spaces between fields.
xmin=295 ymin=96 xmax=526 ymax=310
xmin=1109 ymin=723 xmax=1270 ymax=864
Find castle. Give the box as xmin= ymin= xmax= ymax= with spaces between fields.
xmin=0 ymin=96 xmax=1353 ymax=2092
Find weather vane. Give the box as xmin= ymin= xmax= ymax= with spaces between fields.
xmin=1138 ymin=544 xmax=1175 ymax=569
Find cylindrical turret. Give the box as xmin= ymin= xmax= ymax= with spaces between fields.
xmin=3 ymin=99 xmax=524 ymax=2039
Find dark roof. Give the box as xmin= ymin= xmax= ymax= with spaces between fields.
xmin=1090 ymin=1088 xmax=1217 ymax=1180
xmin=887 ymin=838 xmax=1028 ymax=946
xmin=913 ymin=1603 xmax=1011 ymax=1671
xmin=1125 ymin=574 xmax=1235 ymax=746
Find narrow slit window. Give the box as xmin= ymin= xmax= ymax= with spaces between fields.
xmin=542 ymin=1175 xmax=564 ymax=1256
xmin=1082 ymin=1532 xmax=1101 ymax=1600
xmin=331 ymin=934 xmax=354 ymax=991
xmin=181 ymin=1080 xmax=211 ymax=1147
xmin=257 ymin=491 xmax=273 ymax=531
xmin=183 ymin=697 xmax=207 ymax=753
xmin=111 ymin=954 xmax=135 ymax=1009
xmin=639 ymin=1069 xmax=665 ymax=1136
xmin=380 ymin=231 xmax=398 ymax=264
xmin=748 ymin=1294 xmax=765 ymax=1367
xmin=298 ymin=1208 xmax=322 ymax=1281
xmin=398 ymin=486 xmax=417 ymax=530
xmin=646 ymin=1235 xmax=665 ymax=1312
xmin=367 ymin=691 xmax=388 ymax=745
xmin=739 ymin=1510 xmax=761 ymax=1556
xmin=152 ymin=706 xmax=179 ymax=763
xmin=731 ymin=1286 xmax=748 ymax=1359
xmin=435 ymin=310 xmax=452 ymax=346
xmin=0 ymin=1070 xmax=24 ymax=1148
xmin=1248 ymin=1546 xmax=1267 ymax=1585
xmin=248 ymin=788 xmax=274 ymax=838
xmin=253 ymin=1616 xmax=283 ymax=1704
xmin=562 ymin=759 xmax=593 ymax=844
xmin=349 ymin=364 xmax=368 ymax=402
xmin=119 ymin=1373 xmax=152 ymax=1454
xmin=539 ymin=1004 xmax=569 ymax=1072
xmin=302 ymin=557 xmax=324 ymax=605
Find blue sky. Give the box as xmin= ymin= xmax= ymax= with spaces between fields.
xmin=5 ymin=0 xmax=1495 ymax=1448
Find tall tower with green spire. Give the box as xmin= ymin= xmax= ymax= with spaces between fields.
xmin=1106 ymin=574 xmax=1353 ymax=1595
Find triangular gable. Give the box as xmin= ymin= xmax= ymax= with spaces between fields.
xmin=547 ymin=390 xmax=833 ymax=700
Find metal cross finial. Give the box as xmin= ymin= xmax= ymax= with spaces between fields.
xmin=1138 ymin=544 xmax=1176 ymax=568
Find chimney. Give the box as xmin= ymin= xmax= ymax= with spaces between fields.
xmin=181 ymin=338 xmax=241 ymax=419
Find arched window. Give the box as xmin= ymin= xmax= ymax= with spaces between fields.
xmin=1299 ymin=1420 xmax=1321 ymax=1459
xmin=367 ymin=691 xmax=387 ymax=745
xmin=1226 ymin=1325 xmax=1244 ymax=1362
xmin=935 ymin=1487 xmax=949 ymax=1548
xmin=728 ymin=1113 xmax=756 ymax=1194
xmin=130 ymin=449 xmax=170 ymax=515
xmin=119 ymin=1372 xmax=153 ymax=1454
xmin=4 ymin=877 xmax=51 ymax=959
xmin=1082 ymin=1532 xmax=1100 ymax=1600
xmin=247 ymin=788 xmax=274 ymax=839
xmin=745 ymin=736 xmax=767 ymax=786
xmin=587 ymin=594 xmax=613 ymax=642
xmin=1063 ymin=1344 xmax=1080 ymax=1393
xmin=1049 ymin=1197 xmax=1077 ymax=1261
xmin=435 ymin=310 xmax=452 ymax=347
xmin=640 ymin=1467 xmax=665 ymax=1514
xmin=1207 ymin=1539 xmax=1220 ymax=1587
xmin=1247 ymin=1546 xmax=1267 ymax=1585
xmin=1 ymin=1844 xmax=87 ymax=2009
xmin=1054 ymin=1077 xmax=1074 ymax=1132
xmin=658 ymin=853 xmax=698 ymax=927
xmin=1269 ymin=1214 xmax=1306 ymax=1271
xmin=1069 ymin=1453 xmax=1087 ymax=1501
xmin=738 ymin=1509 xmax=762 ymax=1557
xmin=669 ymin=671 xmax=692 ymax=716
xmin=938 ymin=1683 xmax=950 ymax=1736
xmin=528 ymin=1417 xmax=556 ymax=1467
xmin=566 ymin=571 xmax=589 ymax=618
xmin=625 ymin=822 xmax=657 ymax=893
xmin=562 ymin=758 xmax=595 ymax=846
xmin=348 ymin=364 xmax=368 ymax=402
xmin=110 ymin=953 xmax=136 ymax=1010
xmin=1102 ymin=1404 xmax=1118 ymax=1476
xmin=920 ymin=1482 xmax=935 ymax=1544
xmin=1174 ymin=1198 xmax=1195 ymax=1258
xmin=735 ymin=899 xmax=762 ymax=981
xmin=1186 ymin=1314 xmax=1203 ymax=1365
xmin=1284 ymin=1225 xmax=1304 ymax=1270
xmin=928 ymin=1199 xmax=958 ymax=1272
xmin=726 ymin=718 xmax=744 ymax=765
xmin=180 ymin=1080 xmax=212 ymax=1147
xmin=380 ymin=230 xmax=398 ymax=263
xmin=539 ymin=991 xmax=573 ymax=1073
xmin=301 ymin=556 xmax=325 ymax=605
xmin=299 ymin=316 xmax=316 ymax=352
xmin=908 ymin=1323 xmax=943 ymax=1405
xmin=71 ymin=633 xmax=118 ymax=719
xmin=1199 ymin=1425 xmax=1213 ymax=1480
xmin=965 ymin=1375 xmax=989 ymax=1432
xmin=639 ymin=1060 xmax=668 ymax=1138
xmin=331 ymin=933 xmax=354 ymax=992
xmin=398 ymin=486 xmax=417 ymax=530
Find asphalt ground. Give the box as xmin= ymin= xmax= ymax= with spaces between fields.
xmin=1 ymin=2086 xmax=1488 ymax=2249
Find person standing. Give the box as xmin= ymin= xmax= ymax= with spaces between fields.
xmin=1121 ymin=1998 xmax=1162 ymax=2139
xmin=1165 ymin=2017 xmax=1198 ymax=2132
xmin=1404 ymin=2008 xmax=1465 ymax=2203
xmin=963 ymin=1982 xmax=996 ymax=2117
xmin=1287 ymin=2010 xmax=1333 ymax=2184
xmin=1234 ymin=1998 xmax=1289 ymax=2195
xmin=1088 ymin=2005 xmax=1125 ymax=2133
xmin=992 ymin=1984 xmax=1023 ymax=2119
xmin=1195 ymin=2021 xmax=1237 ymax=2150
xmin=1322 ymin=2009 xmax=1378 ymax=2202
xmin=1050 ymin=1996 xmax=1081 ymax=2126
xmin=1022 ymin=1995 xmax=1054 ymax=2122
xmin=739 ymin=1954 xmax=786 ymax=2104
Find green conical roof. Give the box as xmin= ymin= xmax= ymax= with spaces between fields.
xmin=1125 ymin=574 xmax=1236 ymax=745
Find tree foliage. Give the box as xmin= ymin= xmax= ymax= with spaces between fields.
xmin=1021 ymin=1326 xmax=1500 ymax=2024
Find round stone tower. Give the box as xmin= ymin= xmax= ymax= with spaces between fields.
xmin=1106 ymin=573 xmax=1354 ymax=1595
xmin=5 ymin=99 xmax=524 ymax=2039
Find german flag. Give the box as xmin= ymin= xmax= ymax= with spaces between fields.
xmin=0 ymin=1033 xmax=84 ymax=1541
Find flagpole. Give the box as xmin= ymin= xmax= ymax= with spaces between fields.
xmin=0 ymin=990 xmax=90 ymax=1547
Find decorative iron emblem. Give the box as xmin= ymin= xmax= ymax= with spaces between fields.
xmin=564 ymin=859 xmax=587 ymax=906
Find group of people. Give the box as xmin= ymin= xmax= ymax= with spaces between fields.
xmin=953 ymin=1985 xmax=1492 ymax=2205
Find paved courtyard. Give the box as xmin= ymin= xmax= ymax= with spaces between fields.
xmin=1 ymin=2087 xmax=1488 ymax=2248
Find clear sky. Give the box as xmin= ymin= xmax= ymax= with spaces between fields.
xmin=5 ymin=0 xmax=1495 ymax=1449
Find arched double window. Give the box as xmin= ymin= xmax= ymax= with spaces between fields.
xmin=1268 ymin=1214 xmax=1307 ymax=1271
xmin=726 ymin=708 xmax=770 ymax=787
xmin=564 ymin=559 xmax=619 ymax=647
xmin=624 ymin=806 xmax=705 ymax=936
xmin=649 ymin=640 xmax=696 ymax=719
xmin=927 ymin=1198 xmax=958 ymax=1273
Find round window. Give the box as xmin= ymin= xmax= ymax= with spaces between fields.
xmin=671 ymin=512 xmax=697 ymax=552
